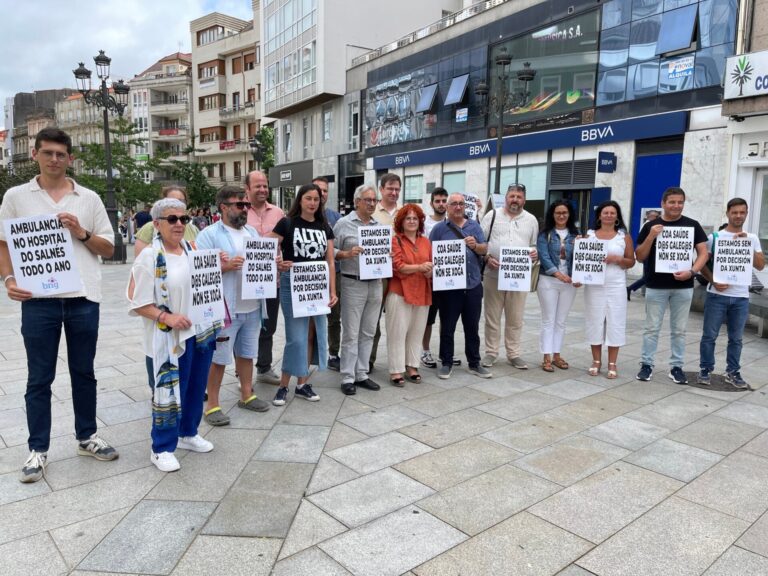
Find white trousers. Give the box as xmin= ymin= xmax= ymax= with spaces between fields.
xmin=536 ymin=275 xmax=576 ymax=354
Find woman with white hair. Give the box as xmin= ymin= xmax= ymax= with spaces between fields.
xmin=127 ymin=198 xmax=219 ymax=472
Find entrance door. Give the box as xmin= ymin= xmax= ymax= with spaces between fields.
xmin=549 ymin=189 xmax=592 ymax=233
xmin=754 ymin=169 xmax=768 ymax=285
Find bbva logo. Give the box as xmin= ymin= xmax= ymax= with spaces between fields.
xmin=581 ymin=125 xmax=614 ymax=142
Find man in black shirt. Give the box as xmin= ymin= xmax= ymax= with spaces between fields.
xmin=635 ymin=187 xmax=708 ymax=384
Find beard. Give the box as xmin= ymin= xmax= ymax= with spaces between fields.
xmin=229 ymin=212 xmax=248 ymax=228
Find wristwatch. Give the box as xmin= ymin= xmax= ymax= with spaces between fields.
xmin=80 ymin=230 xmax=92 ymax=242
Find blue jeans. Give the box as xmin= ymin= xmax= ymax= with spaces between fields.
xmin=438 ymin=284 xmax=483 ymax=368
xmin=641 ymin=287 xmax=693 ymax=368
xmin=279 ymin=271 xmax=328 ymax=377
xmin=700 ymin=292 xmax=750 ymax=374
xmin=21 ymin=298 xmax=100 ymax=452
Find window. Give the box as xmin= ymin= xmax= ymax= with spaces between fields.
xmin=199 ymin=94 xmax=225 ymax=111
xmin=632 ymin=0 xmax=663 ymax=21
xmin=233 ymin=92 xmax=240 ymax=108
xmin=200 ymin=126 xmax=224 ymax=143
xmin=244 ymin=52 xmax=255 ymax=70
xmin=219 ymin=162 xmax=226 ymax=180
xmin=233 ymin=124 xmax=241 ymax=141
xmin=207 ymin=164 xmax=215 ymax=177
xmin=627 ymin=59 xmax=660 ymax=99
xmin=255 ymin=45 xmax=261 ymax=64
xmin=404 ymin=175 xmax=424 ymax=204
xmin=655 ymin=4 xmax=697 ymax=55
xmin=602 ymin=0 xmax=632 ymax=29
xmin=322 ymin=105 xmax=332 ymax=141
xmin=658 ymin=54 xmax=695 ymax=93
xmin=415 ymin=84 xmax=438 ymax=113
xmin=234 ymin=161 xmax=242 ymax=180
xmin=283 ymin=122 xmax=292 ymax=152
xmin=302 ymin=116 xmax=312 ymax=158
xmin=232 ymin=57 xmax=243 ymax=74
xmin=629 ymin=15 xmax=662 ymax=64
xmin=247 ymin=88 xmax=256 ymax=103
xmin=699 ymin=0 xmax=737 ymax=49
xmin=197 ymin=25 xmax=224 ymax=46
xmin=599 ymin=24 xmax=630 ymax=70
xmin=198 ymin=59 xmax=224 ymax=78
xmin=442 ymin=172 xmax=466 ymax=194
xmin=443 ymin=74 xmax=469 ymax=106
xmin=248 ymin=122 xmax=258 ymax=138
xmin=347 ymin=101 xmax=359 ymax=151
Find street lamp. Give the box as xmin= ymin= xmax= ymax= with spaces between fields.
xmin=475 ymin=46 xmax=537 ymax=210
xmin=72 ymin=50 xmax=130 ymax=263
xmin=249 ymin=136 xmax=263 ymax=171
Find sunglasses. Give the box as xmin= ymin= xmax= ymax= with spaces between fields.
xmin=223 ymin=201 xmax=252 ymax=210
xmin=507 ymin=183 xmax=526 ymax=192
xmin=157 ymin=215 xmax=191 ymax=225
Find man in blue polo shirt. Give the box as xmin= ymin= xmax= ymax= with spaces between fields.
xmin=430 ymin=192 xmax=491 ymax=380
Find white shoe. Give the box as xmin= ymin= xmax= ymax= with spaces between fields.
xmin=151 ymin=451 xmax=180 ymax=472
xmin=177 ymin=434 xmax=214 ymax=453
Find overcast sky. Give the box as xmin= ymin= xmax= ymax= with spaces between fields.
xmin=1 ymin=0 xmax=254 ymax=128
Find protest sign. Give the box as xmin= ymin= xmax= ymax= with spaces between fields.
xmin=2 ymin=214 xmax=82 ymax=296
xmin=463 ymin=193 xmax=479 ymax=220
xmin=713 ymin=236 xmax=754 ymax=285
xmin=491 ymin=194 xmax=505 ymax=209
xmin=189 ymin=249 xmax=226 ymax=325
xmin=432 ymin=239 xmax=466 ymax=291
xmin=242 ymin=237 xmax=278 ymax=299
xmin=655 ymin=227 xmax=694 ymax=273
xmin=358 ymin=225 xmax=392 ymax=280
xmin=291 ymin=261 xmax=331 ymax=317
xmin=498 ymin=246 xmax=532 ymax=291
xmin=572 ymin=238 xmax=606 ymax=285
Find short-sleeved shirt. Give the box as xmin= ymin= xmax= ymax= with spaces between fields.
xmin=273 ymin=216 xmax=335 ymax=263
xmin=429 ymin=218 xmax=486 ymax=290
xmin=134 ymin=211 xmax=152 ymax=228
xmin=247 ymin=202 xmax=285 ymax=236
xmin=706 ymin=230 xmax=762 ymax=298
xmin=637 ymin=214 xmax=707 ymax=289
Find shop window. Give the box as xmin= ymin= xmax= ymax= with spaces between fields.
xmin=597 ymin=68 xmax=628 ymax=104
xmin=442 ymin=172 xmax=466 ymax=195
xmin=627 ymin=60 xmax=660 ymax=100
xmin=600 ymin=23 xmax=630 ymax=70
xmin=488 ymin=167 xmax=518 ymax=197
xmin=656 ymin=4 xmax=697 ymax=55
xmin=404 ymin=175 xmax=424 ymax=204
xmin=629 ymin=15 xmax=662 ymax=64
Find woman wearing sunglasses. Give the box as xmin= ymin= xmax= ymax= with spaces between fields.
xmin=127 ymin=198 xmax=219 ymax=472
xmin=134 ymin=186 xmax=199 ymax=257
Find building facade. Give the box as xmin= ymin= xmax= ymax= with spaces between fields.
xmin=190 ymin=5 xmax=263 ymax=189
xmin=55 ymin=93 xmax=111 ymax=175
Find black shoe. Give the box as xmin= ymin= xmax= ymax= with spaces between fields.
xmin=355 ymin=378 xmax=380 ymax=391
xmin=341 ymin=382 xmax=357 ymax=395
xmin=328 ymin=356 xmax=340 ymax=372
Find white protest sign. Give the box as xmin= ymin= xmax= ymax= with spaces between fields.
xmin=572 ymin=238 xmax=607 ymax=285
xmin=291 ymin=261 xmax=330 ymax=317
xmin=463 ymin=193 xmax=479 ymax=220
xmin=189 ymin=249 xmax=226 ymax=325
xmin=2 ymin=214 xmax=82 ymax=296
xmin=713 ymin=236 xmax=754 ymax=285
xmin=358 ymin=225 xmax=392 ymax=280
xmin=242 ymin=237 xmax=278 ymax=299
xmin=655 ymin=227 xmax=694 ymax=273
xmin=498 ymin=246 xmax=532 ymax=291
xmin=432 ymin=239 xmax=466 ymax=291
xmin=491 ymin=194 xmax=505 ymax=209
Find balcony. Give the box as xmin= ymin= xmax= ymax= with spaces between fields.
xmin=150 ymin=99 xmax=189 ymax=116
xmin=151 ymin=126 xmax=189 ymax=141
xmin=218 ymin=139 xmax=251 ymax=153
xmin=12 ymin=152 xmax=31 ymax=164
xmin=219 ymin=101 xmax=257 ymax=123
xmin=131 ymin=70 xmax=192 ymax=90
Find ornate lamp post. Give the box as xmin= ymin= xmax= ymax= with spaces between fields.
xmin=475 ymin=46 xmax=536 ymax=210
xmin=249 ymin=135 xmax=263 ymax=171
xmin=72 ymin=50 xmax=130 ymax=263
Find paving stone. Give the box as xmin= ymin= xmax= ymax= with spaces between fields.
xmin=319 ymin=506 xmax=467 ymax=576
xmin=716 ymin=401 xmax=768 ymax=428
xmin=513 ymin=435 xmax=629 ymax=486
xmin=352 ymin=383 xmax=444 ymax=408
xmin=395 ymin=436 xmax=519 ymax=491
xmin=529 ymin=462 xmax=683 ymax=544
xmin=703 ymin=546 xmax=768 ymax=575
xmin=0 ymin=469 xmax=51 ymax=505
xmin=584 ymin=416 xmax=670 ymax=450
xmin=339 ymin=404 xmax=431 ymax=436
xmin=0 ymin=532 xmax=67 ymax=576
xmin=557 ymin=567 xmax=597 ymax=576
xmin=468 ymin=375 xmax=540 ymax=397
xmin=50 ymin=508 xmax=130 ymax=570
xmin=323 ymin=422 xmax=368 ymax=452
xmin=537 ymin=379 xmax=606 ymax=401
xmin=0 ymin=467 xmax=162 ymax=545
xmin=476 ymin=390 xmax=568 ymax=422
xmin=254 ymin=424 xmax=330 ymax=463
xmin=400 ymin=408 xmax=509 ymax=448
xmin=742 ymin=388 xmax=768 ymax=407
xmin=604 ymin=380 xmax=679 ymax=405
xmin=406 ymin=387 xmax=498 ymax=417
xmin=624 ymin=438 xmax=722 ymax=482
xmin=272 ymin=547 xmax=352 ymax=576
xmin=418 ymin=464 xmax=559 ymax=535
xmin=310 ymin=467 xmax=434 ymax=528
xmin=577 ymin=497 xmax=749 ymax=576
xmin=274 ymin=500 xmax=345 ymax=561
xmin=0 ymin=433 xmax=78 ymax=475
xmin=678 ymin=451 xmax=768 ymax=522
xmin=0 ymin=391 xmax=26 ymax=411
xmin=148 ymin=428 xmax=266 ymax=501
xmin=482 ymin=411 xmax=587 ymax=454
xmin=307 ymin=455 xmax=360 ymax=495
xmin=170 ymin=535 xmax=281 ymax=576
xmin=79 ymin=500 xmax=215 ymax=575
xmin=0 ymin=413 xmax=86 ymax=447
xmin=336 ymin=397 xmax=374 ymax=419
xmin=203 ymin=461 xmax=314 ymax=538
xmin=742 ymin=430 xmax=768 ymax=458
xmin=667 ymin=415 xmax=763 ymax=455
xmin=279 ymin=389 xmax=346 ymax=426
xmin=224 ymin=393 xmax=282 ymax=430
xmin=0 ymin=407 xmax=29 ymax=430
xmin=414 ymin=511 xmax=592 ymax=576
xmin=627 ymin=391 xmax=727 ymax=431
xmin=737 ymin=510 xmax=768 ymax=557
xmin=554 ymin=393 xmax=640 ymax=426
xmin=95 ymin=399 xmax=151 ymax=425
xmin=327 ymin=432 xmax=432 ymax=475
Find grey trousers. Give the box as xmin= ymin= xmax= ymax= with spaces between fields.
xmin=340 ymin=276 xmax=383 ymax=384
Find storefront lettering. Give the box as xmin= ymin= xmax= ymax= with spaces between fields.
xmin=395 ymin=154 xmax=410 ymax=165
xmin=581 ymin=125 xmax=614 ymax=142
xmin=469 ymin=143 xmax=491 ymax=156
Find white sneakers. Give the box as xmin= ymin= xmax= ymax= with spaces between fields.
xmin=151 ymin=435 xmax=214 ymax=472
xmin=151 ymin=451 xmax=180 ymax=472
xmin=177 ymin=435 xmax=214 ymax=453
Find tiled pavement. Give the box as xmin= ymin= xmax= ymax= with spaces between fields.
xmin=3 ymin=259 xmax=768 ymax=576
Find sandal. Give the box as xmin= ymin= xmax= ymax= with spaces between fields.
xmin=552 ymin=357 xmax=569 ymax=370
xmin=237 ymin=395 xmax=270 ymax=412
xmin=588 ymin=360 xmax=601 ymax=376
xmin=406 ymin=371 xmax=422 ymax=383
xmin=606 ymin=363 xmax=618 ymax=379
xmin=542 ymin=358 xmax=554 ymax=372
xmin=204 ymin=406 xmax=230 ymax=426
xmin=390 ymin=376 xmax=405 ymax=387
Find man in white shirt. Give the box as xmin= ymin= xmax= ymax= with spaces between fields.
xmin=0 ymin=127 xmax=119 ymax=483
xmin=698 ymin=197 xmax=765 ymax=388
xmin=480 ymin=184 xmax=539 ymax=369
xmin=197 ymin=186 xmax=270 ymax=426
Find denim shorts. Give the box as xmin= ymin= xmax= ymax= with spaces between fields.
xmin=212 ymin=309 xmax=261 ymax=365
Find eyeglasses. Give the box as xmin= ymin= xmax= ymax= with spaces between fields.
xmin=360 ymin=198 xmax=377 ymax=204
xmin=223 ymin=201 xmax=252 ymax=210
xmin=38 ymin=150 xmax=69 ymax=161
xmin=157 ymin=215 xmax=191 ymax=225
xmin=448 ymin=201 xmax=466 ymax=207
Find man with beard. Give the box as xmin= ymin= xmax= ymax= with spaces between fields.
xmin=245 ymin=171 xmax=285 ymax=385
xmin=480 ymin=184 xmax=539 ymax=369
xmin=198 ymin=186 xmax=270 ymax=426
xmin=421 ymin=187 xmax=448 ymax=368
